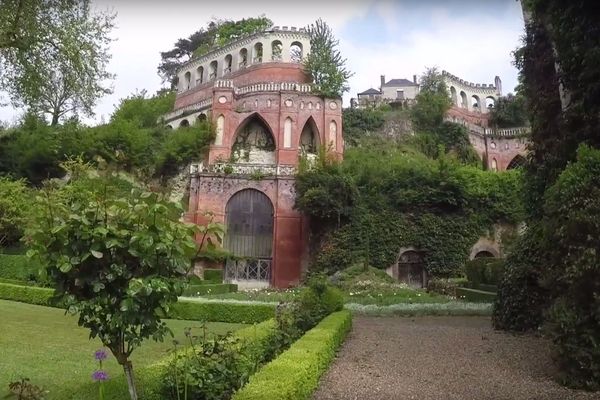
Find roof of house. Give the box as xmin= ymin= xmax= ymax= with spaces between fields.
xmin=383 ymin=78 xmax=418 ymax=87
xmin=358 ymin=88 xmax=382 ymax=95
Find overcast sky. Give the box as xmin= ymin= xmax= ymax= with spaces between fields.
xmin=0 ymin=0 xmax=525 ymax=125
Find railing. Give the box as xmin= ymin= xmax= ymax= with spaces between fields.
xmin=225 ymin=258 xmax=271 ymax=282
xmin=161 ymin=97 xmax=213 ymax=122
xmin=223 ymin=67 xmax=231 ymax=74
xmin=253 ymin=56 xmax=263 ymax=63
xmin=239 ymin=61 xmax=247 ymax=69
xmin=443 ymin=116 xmax=530 ymax=138
xmin=190 ymin=162 xmax=296 ymax=177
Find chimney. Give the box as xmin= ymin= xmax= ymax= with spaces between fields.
xmin=380 ymin=75 xmax=385 ymax=89
xmin=413 ymin=74 xmax=417 ymax=84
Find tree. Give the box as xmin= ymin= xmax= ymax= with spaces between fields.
xmin=158 ymin=16 xmax=272 ymax=88
xmin=489 ymin=93 xmax=528 ymax=128
xmin=25 ymin=164 xmax=202 ymax=400
xmin=410 ymin=67 xmax=452 ymax=132
xmin=0 ymin=0 xmax=115 ymax=125
xmin=0 ymin=177 xmax=30 ymax=248
xmin=303 ymin=19 xmax=352 ymax=98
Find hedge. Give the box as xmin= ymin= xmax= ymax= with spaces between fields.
xmin=0 ymin=282 xmax=275 ymax=324
xmin=346 ymin=301 xmax=492 ymax=316
xmin=182 ymin=283 xmax=237 ymax=296
xmin=96 ymin=319 xmax=279 ymax=400
xmin=456 ymin=287 xmax=496 ymax=303
xmin=204 ymin=268 xmax=224 ymax=283
xmin=0 ymin=254 xmax=42 ymax=282
xmin=232 ymin=310 xmax=352 ymax=400
xmin=465 ymin=258 xmax=505 ymax=286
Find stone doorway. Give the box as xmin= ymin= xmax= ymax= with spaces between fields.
xmin=397 ymin=250 xmax=426 ymax=288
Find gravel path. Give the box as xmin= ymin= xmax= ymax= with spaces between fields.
xmin=313 ymin=316 xmax=597 ymax=400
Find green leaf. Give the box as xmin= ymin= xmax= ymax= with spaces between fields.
xmin=91 ymin=250 xmax=103 ymax=259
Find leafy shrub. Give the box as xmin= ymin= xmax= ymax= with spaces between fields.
xmin=292 ymin=277 xmax=344 ymax=332
xmin=169 ymin=300 xmax=275 ymax=324
xmin=0 ymin=283 xmax=54 ymax=306
xmin=0 ymin=178 xmax=31 ymax=248
xmin=0 ymin=255 xmax=44 ymax=285
xmin=232 ymin=310 xmax=352 ymax=400
xmin=204 ymin=268 xmax=224 ymax=283
xmin=465 ymin=258 xmax=504 ymax=286
xmin=426 ymin=277 xmax=468 ymax=297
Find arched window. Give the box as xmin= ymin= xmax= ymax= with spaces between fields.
xmin=300 ymin=117 xmax=319 ymax=154
xmin=486 ymin=96 xmax=496 ymax=108
xmin=209 ymin=61 xmax=218 ymax=81
xmin=232 ymin=114 xmax=276 ymax=163
xmin=271 ymin=40 xmax=283 ymax=61
xmin=224 ymin=189 xmax=273 ymax=283
xmin=471 ymin=95 xmax=481 ymax=111
xmin=179 ymin=119 xmax=190 ymax=128
xmin=224 ymin=54 xmax=232 ymax=75
xmin=253 ymin=42 xmax=263 ymax=63
xmin=197 ymin=113 xmax=207 ymax=123
xmin=328 ymin=120 xmax=337 ymax=150
xmin=215 ymin=114 xmax=225 ymax=145
xmin=283 ymin=117 xmax=292 ymax=148
xmin=450 ymin=86 xmax=458 ymax=106
xmin=239 ymin=48 xmax=248 ymax=69
xmin=460 ymin=91 xmax=468 ymax=108
xmin=507 ymin=154 xmax=527 ymax=170
xmin=184 ymin=71 xmax=191 ymax=90
xmin=290 ymin=42 xmax=303 ymax=63
xmin=196 ymin=66 xmax=204 ymax=85
xmin=491 ymin=158 xmax=498 ymax=171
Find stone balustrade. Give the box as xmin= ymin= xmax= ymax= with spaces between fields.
xmin=190 ymin=162 xmax=296 ymax=177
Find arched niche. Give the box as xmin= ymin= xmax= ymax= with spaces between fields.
xmin=253 ymin=42 xmax=263 ymax=63
xmin=290 ymin=42 xmax=303 ymax=62
xmin=271 ymin=40 xmax=283 ymax=61
xmin=197 ymin=113 xmax=207 ymax=124
xmin=239 ymin=48 xmax=248 ymax=69
xmin=196 ymin=66 xmax=204 ymax=85
xmin=232 ymin=114 xmax=276 ymax=163
xmin=224 ymin=54 xmax=232 ymax=75
xmin=215 ymin=114 xmax=225 ymax=145
xmin=486 ymin=96 xmax=496 ymax=108
xmin=184 ymin=71 xmax=191 ymax=90
xmin=209 ymin=61 xmax=218 ymax=80
xmin=300 ymin=117 xmax=319 ymax=155
xmin=491 ymin=158 xmax=498 ymax=171
xmin=450 ymin=86 xmax=458 ymax=106
xmin=328 ymin=120 xmax=337 ymax=150
xmin=460 ymin=91 xmax=468 ymax=108
xmin=507 ymin=154 xmax=526 ymax=170
xmin=283 ymin=117 xmax=292 ymax=148
xmin=471 ymin=95 xmax=481 ymax=110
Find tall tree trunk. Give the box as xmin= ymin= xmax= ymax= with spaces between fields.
xmin=51 ymin=109 xmax=60 ymax=126
xmin=122 ymin=361 xmax=138 ymax=400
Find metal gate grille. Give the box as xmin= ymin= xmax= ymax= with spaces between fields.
xmin=224 ymin=189 xmax=273 ymax=282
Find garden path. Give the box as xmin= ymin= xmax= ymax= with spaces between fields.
xmin=313 ymin=316 xmax=597 ymax=400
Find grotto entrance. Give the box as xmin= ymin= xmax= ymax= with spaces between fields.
xmin=397 ymin=250 xmax=427 ymax=288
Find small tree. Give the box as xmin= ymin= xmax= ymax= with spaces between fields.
xmin=411 ymin=67 xmax=452 ymax=132
xmin=304 ymin=19 xmax=353 ymax=98
xmin=25 ymin=166 xmax=200 ymax=400
xmin=0 ymin=177 xmax=30 ymax=248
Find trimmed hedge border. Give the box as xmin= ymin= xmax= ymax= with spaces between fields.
xmin=203 ymin=268 xmax=224 ymax=283
xmin=182 ymin=283 xmax=237 ymax=297
xmin=232 ymin=310 xmax=352 ymax=400
xmin=345 ymin=301 xmax=492 ymax=316
xmin=0 ymin=254 xmax=42 ymax=282
xmin=0 ymin=282 xmax=275 ymax=324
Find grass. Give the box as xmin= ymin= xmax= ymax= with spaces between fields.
xmin=0 ymin=299 xmax=246 ymax=399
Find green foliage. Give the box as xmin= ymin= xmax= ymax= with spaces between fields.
xmin=0 ymin=178 xmax=30 ymax=247
xmin=465 ymin=258 xmax=504 ymax=286
xmin=203 ymin=268 xmax=224 ymax=283
xmin=0 ymin=0 xmax=115 ymax=125
xmin=25 ymin=171 xmax=199 ymax=399
xmin=111 ymin=90 xmax=176 ymax=129
xmin=426 ymin=277 xmax=468 ymax=297
xmin=232 ymin=310 xmax=352 ymax=400
xmin=181 ymin=283 xmax=237 ymax=297
xmin=292 ymin=277 xmax=344 ymax=332
xmin=541 ymin=145 xmax=600 ymax=390
xmin=489 ymin=93 xmax=528 ymax=128
xmin=158 ymin=16 xmax=272 ymax=87
xmin=342 ymin=107 xmax=385 ymax=146
xmin=346 ymin=301 xmax=491 ymax=316
xmin=0 ymin=255 xmax=44 ymax=285
xmin=303 ymin=19 xmax=352 ymax=98
xmin=410 ymin=67 xmax=452 ymax=133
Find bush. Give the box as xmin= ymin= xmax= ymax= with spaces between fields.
xmin=0 ymin=178 xmax=31 ymax=247
xmin=169 ymin=299 xmax=275 ymax=324
xmin=465 ymin=258 xmax=505 ymax=286
xmin=427 ymin=277 xmax=468 ymax=297
xmin=0 ymin=255 xmax=44 ymax=284
xmin=293 ymin=277 xmax=344 ymax=332
xmin=204 ymin=268 xmax=224 ymax=283
xmin=0 ymin=282 xmax=54 ymax=306
xmin=232 ymin=310 xmax=352 ymax=400
xmin=346 ymin=302 xmax=492 ymax=316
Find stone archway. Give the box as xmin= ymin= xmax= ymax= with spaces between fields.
xmin=474 ymin=250 xmax=495 ymax=258
xmin=224 ymin=189 xmax=273 ymax=285
xmin=232 ymin=114 xmax=276 ymax=163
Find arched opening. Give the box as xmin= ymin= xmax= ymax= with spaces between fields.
xmin=397 ymin=250 xmax=426 ymax=288
xmin=290 ymin=42 xmax=303 ymax=62
xmin=184 ymin=71 xmax=191 ymax=90
xmin=450 ymin=86 xmax=458 ymax=106
xmin=253 ymin=42 xmax=263 ymax=63
xmin=179 ymin=119 xmax=190 ymax=128
xmin=271 ymin=40 xmax=283 ymax=61
xmin=283 ymin=117 xmax=292 ymax=148
xmin=474 ymin=251 xmax=495 ymax=258
xmin=209 ymin=61 xmax=218 ymax=80
xmin=486 ymin=96 xmax=496 ymax=108
xmin=507 ymin=154 xmax=527 ymax=170
xmin=491 ymin=158 xmax=498 ymax=171
xmin=239 ymin=48 xmax=248 ymax=68
xmin=165 ymin=125 xmax=173 ymax=130
xmin=197 ymin=113 xmax=207 ymax=123
xmin=471 ymin=95 xmax=481 ymax=111
xmin=300 ymin=117 xmax=319 ymax=155
xmin=196 ymin=66 xmax=204 ymax=85
xmin=460 ymin=91 xmax=468 ymax=108
xmin=328 ymin=120 xmax=337 ymax=150
xmin=215 ymin=114 xmax=225 ymax=146
xmin=224 ymin=189 xmax=273 ymax=284
xmin=232 ymin=114 xmax=276 ymax=163
xmin=223 ymin=54 xmax=232 ymax=75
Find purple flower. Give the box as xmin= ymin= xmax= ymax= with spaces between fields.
xmin=94 ymin=349 xmax=108 ymax=361
xmin=92 ymin=370 xmax=109 ymax=382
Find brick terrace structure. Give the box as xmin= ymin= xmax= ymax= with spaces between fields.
xmin=164 ymin=27 xmax=343 ymax=288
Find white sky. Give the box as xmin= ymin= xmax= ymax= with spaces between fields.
xmin=0 ymin=0 xmax=525 ymax=125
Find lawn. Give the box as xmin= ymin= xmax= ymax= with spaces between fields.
xmin=0 ymin=300 xmax=247 ymax=399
